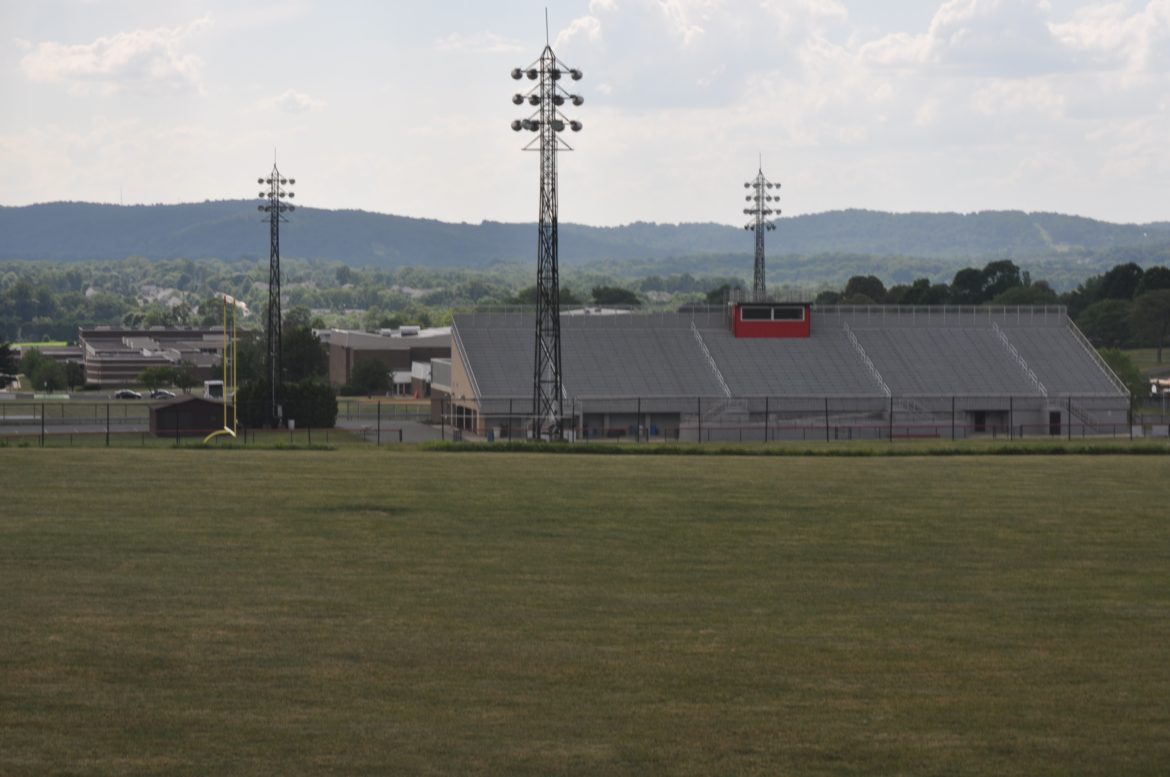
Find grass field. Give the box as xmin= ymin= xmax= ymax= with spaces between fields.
xmin=2 ymin=448 xmax=1169 ymax=776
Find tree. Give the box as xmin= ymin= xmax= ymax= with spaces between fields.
xmin=238 ymin=377 xmax=337 ymax=428
xmin=990 ymin=282 xmax=1058 ymax=306
xmin=981 ymin=260 xmax=1023 ymax=300
xmin=282 ymin=380 xmax=338 ymax=428
xmin=1099 ymin=262 xmax=1144 ymax=300
xmin=0 ymin=342 xmax=17 ymax=383
xmin=349 ymin=358 xmax=390 ymax=395
xmin=1098 ymin=348 xmax=1146 ymax=409
xmin=896 ymin=278 xmax=949 ymax=305
xmin=19 ymin=348 xmax=66 ymax=391
xmin=1076 ymin=299 xmax=1134 ymax=348
xmin=950 ymin=267 xmax=985 ymax=304
xmin=139 ymin=366 xmax=176 ymax=391
xmin=1132 ymin=290 xmax=1170 ymax=364
xmin=64 ymin=361 xmax=86 ymax=391
xmin=282 ymin=317 xmax=328 ymax=383
xmin=705 ymin=284 xmax=732 ymax=304
xmin=591 ymin=286 xmax=641 ymax=306
xmin=1135 ymin=266 xmax=1170 ymax=297
xmin=511 ymin=285 xmax=583 ymax=306
xmin=173 ymin=361 xmax=199 ymax=394
xmin=232 ymin=334 xmax=264 ymax=384
xmin=843 ymin=275 xmax=886 ymax=303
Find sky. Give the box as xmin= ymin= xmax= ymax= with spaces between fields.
xmin=1 ymin=0 xmax=1168 ymax=226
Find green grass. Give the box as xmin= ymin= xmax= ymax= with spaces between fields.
xmin=0 ymin=428 xmax=368 ymax=449
xmin=2 ymin=449 xmax=1169 ymax=776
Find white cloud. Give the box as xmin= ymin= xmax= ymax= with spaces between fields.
xmin=862 ymin=0 xmax=1074 ymax=76
xmin=259 ymin=89 xmax=326 ymax=113
xmin=19 ymin=17 xmax=211 ymax=97
xmin=434 ymin=31 xmax=525 ymax=54
xmin=1051 ymin=0 xmax=1170 ymax=74
xmin=555 ymin=0 xmax=851 ymax=107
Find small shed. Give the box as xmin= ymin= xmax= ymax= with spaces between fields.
xmin=149 ymin=396 xmax=233 ymax=437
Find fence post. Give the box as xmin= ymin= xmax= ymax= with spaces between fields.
xmin=441 ymin=397 xmax=446 ymax=441
xmin=636 ymin=397 xmax=641 ymax=443
xmin=888 ymin=396 xmax=894 ymax=441
xmin=377 ymin=400 xmax=382 ymax=446
xmin=697 ymin=397 xmax=702 ymax=444
xmin=824 ymin=397 xmax=830 ymax=443
xmin=1009 ymin=397 xmax=1014 ymax=441
xmin=951 ymin=396 xmax=956 ymax=440
xmin=1068 ymin=396 xmax=1072 ymax=441
xmin=40 ymin=402 xmax=45 ymax=447
xmin=106 ymin=403 xmax=111 ymax=447
xmin=765 ymin=396 xmax=770 ymax=443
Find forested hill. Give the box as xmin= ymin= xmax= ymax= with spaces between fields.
xmin=2 ymin=200 xmax=1168 ymax=266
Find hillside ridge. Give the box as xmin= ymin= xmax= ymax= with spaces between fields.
xmin=2 ymin=200 xmax=1168 ymax=266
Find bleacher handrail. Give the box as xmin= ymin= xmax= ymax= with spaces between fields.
xmin=991 ymin=322 xmax=1048 ymax=397
xmin=690 ymin=323 xmax=732 ymax=398
xmin=1061 ymin=314 xmax=1131 ymax=396
xmin=843 ymin=322 xmax=891 ymax=397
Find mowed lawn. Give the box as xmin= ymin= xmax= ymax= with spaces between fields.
xmin=1 ymin=449 xmax=1169 ymax=776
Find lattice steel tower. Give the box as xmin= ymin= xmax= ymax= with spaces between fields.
xmin=743 ymin=163 xmax=780 ymax=299
xmin=510 ymin=43 xmax=583 ymax=440
xmin=257 ymin=164 xmax=295 ymax=425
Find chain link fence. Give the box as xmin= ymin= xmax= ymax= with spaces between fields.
xmin=438 ymin=393 xmax=1150 ymax=443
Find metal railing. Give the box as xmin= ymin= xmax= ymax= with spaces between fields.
xmin=843 ymin=323 xmax=891 ymax=397
xmin=992 ymin=322 xmax=1047 ymax=397
xmin=1064 ymin=316 xmax=1131 ymax=395
xmin=690 ymin=322 xmax=731 ymax=398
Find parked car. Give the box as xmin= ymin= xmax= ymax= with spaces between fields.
xmin=150 ymin=389 xmax=176 ymax=399
xmin=113 ymin=389 xmax=142 ymax=399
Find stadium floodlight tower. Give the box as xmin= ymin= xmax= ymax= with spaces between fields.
xmin=256 ymin=164 xmax=295 ymax=426
xmin=510 ymin=39 xmax=583 ymax=441
xmin=743 ymin=162 xmax=780 ymax=300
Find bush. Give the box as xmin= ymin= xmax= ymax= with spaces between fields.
xmin=236 ymin=378 xmax=338 ymax=428
xmin=283 ymin=380 xmax=338 ymax=428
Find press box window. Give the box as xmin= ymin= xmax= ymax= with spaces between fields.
xmin=741 ymin=305 xmax=806 ymax=321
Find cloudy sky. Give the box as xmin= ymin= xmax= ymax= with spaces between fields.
xmin=1 ymin=0 xmax=1168 ymax=226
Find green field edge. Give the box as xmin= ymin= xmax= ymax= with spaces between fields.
xmin=422 ymin=439 xmax=1170 ymax=456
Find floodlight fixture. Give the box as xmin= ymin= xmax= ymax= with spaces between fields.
xmin=742 ymin=161 xmax=781 ymax=298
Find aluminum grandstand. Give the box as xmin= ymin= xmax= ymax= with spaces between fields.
xmin=446 ymin=305 xmax=1130 ymax=442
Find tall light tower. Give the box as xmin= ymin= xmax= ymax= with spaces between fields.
xmin=743 ymin=163 xmax=780 ymax=300
xmin=257 ymin=164 xmax=295 ymax=425
xmin=510 ymin=42 xmax=583 ymax=440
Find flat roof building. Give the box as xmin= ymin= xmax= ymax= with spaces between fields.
xmin=325 ymin=327 xmax=451 ymax=388
xmin=79 ymin=326 xmax=239 ymax=387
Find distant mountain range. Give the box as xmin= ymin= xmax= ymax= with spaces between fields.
xmin=2 ymin=200 xmax=1168 ymax=268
